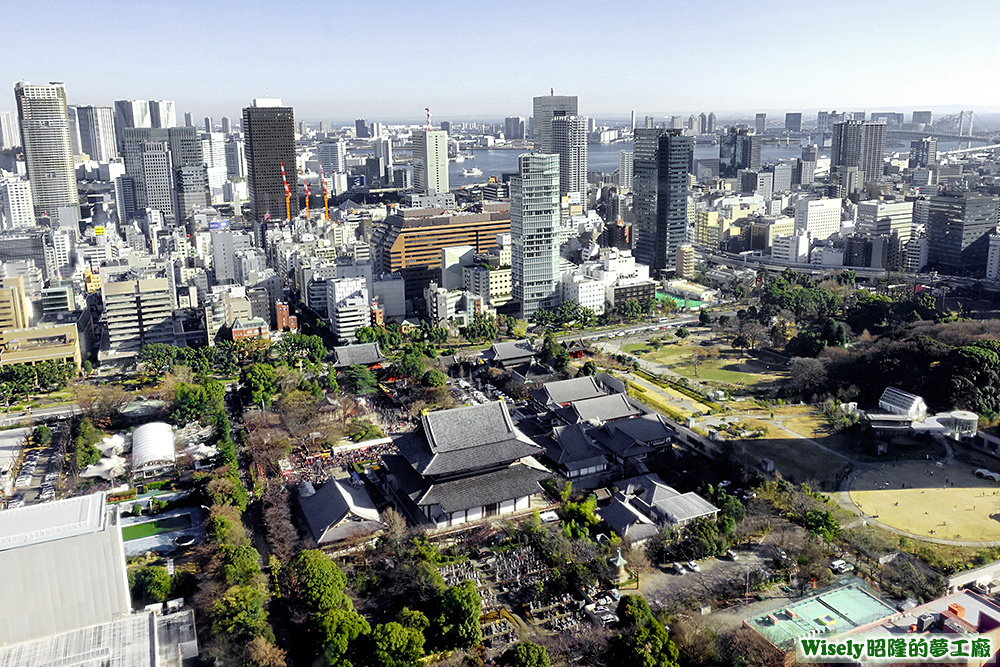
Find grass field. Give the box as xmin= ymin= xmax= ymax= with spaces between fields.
xmin=623 ymin=342 xmax=786 ymax=386
xmin=121 ymin=514 xmax=192 ymax=541
xmin=626 ymin=382 xmax=691 ymax=420
xmin=850 ymin=462 xmax=1000 ymax=543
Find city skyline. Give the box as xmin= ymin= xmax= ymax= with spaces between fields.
xmin=3 ymin=0 xmax=1000 ymax=120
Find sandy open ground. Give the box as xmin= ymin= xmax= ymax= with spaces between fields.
xmin=850 ymin=461 xmax=1000 ymax=543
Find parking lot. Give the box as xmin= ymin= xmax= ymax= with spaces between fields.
xmin=7 ymin=444 xmax=62 ymax=508
xmin=638 ymin=543 xmax=772 ymax=612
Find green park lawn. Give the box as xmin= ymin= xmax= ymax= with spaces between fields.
xmin=121 ymin=514 xmax=192 ymax=541
xmin=624 ymin=343 xmax=786 ymax=386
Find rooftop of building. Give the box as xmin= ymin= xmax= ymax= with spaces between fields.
xmin=745 ymin=580 xmax=897 ymax=649
xmin=0 ymin=492 xmax=106 ymax=552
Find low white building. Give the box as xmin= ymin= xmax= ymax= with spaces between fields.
xmin=131 ymin=422 xmax=176 ymax=478
xmin=771 ymin=232 xmax=810 ymax=263
xmin=878 ymin=387 xmax=928 ymax=421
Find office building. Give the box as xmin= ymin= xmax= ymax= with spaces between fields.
xmin=65 ymin=105 xmax=82 ymax=155
xmin=412 ymin=128 xmax=449 ymax=195
xmin=987 ymin=234 xmax=1000 ymax=281
xmin=223 ymin=137 xmax=245 ymax=179
xmin=857 ymin=200 xmax=915 ymax=242
xmin=203 ymin=116 xmax=212 ymax=133
xmin=505 ymin=115 xmax=525 ymax=140
xmin=675 ymin=244 xmax=695 ymax=279
xmin=927 ymin=191 xmax=1000 ymax=274
xmin=121 ymin=126 xmax=205 ymax=224
xmin=355 ymin=119 xmax=369 ymax=138
xmin=551 ymin=115 xmax=588 ymax=201
xmin=511 ymin=153 xmax=560 ymax=318
xmin=719 ymin=126 xmax=761 ymax=178
xmin=75 ymin=106 xmax=117 ymax=162
xmin=0 ymin=177 xmax=34 ymax=229
xmin=912 ymin=110 xmax=933 ymax=126
xmin=796 ymin=145 xmax=818 ymax=186
xmin=817 ymin=111 xmax=831 ymax=132
xmin=618 ymin=150 xmax=633 ymax=190
xmin=706 ymin=112 xmax=716 ymax=133
xmin=831 ymin=120 xmax=887 ymax=184
xmin=784 ymin=113 xmax=802 ymax=132
xmin=755 ymin=113 xmax=766 ymax=135
xmin=634 ymin=129 xmax=692 ymax=272
xmin=183 ymin=111 xmax=194 ymax=127
xmin=318 ymin=139 xmax=347 ymax=174
xmin=243 ymin=98 xmax=297 ymax=221
xmin=740 ymin=170 xmax=773 ymax=201
xmin=371 ymin=208 xmax=511 ymax=300
xmin=102 ymin=277 xmax=175 ymax=353
xmin=113 ymin=99 xmax=151 ymax=148
xmin=373 ymin=136 xmax=392 ymax=169
xmin=909 ymin=137 xmax=937 ymax=168
xmin=765 ymin=163 xmax=793 ymax=193
xmin=148 ymin=100 xmax=176 ymax=128
xmin=15 ymin=81 xmax=79 ymax=219
xmin=221 ymin=116 xmax=232 ymax=135
xmin=0 ymin=228 xmax=55 ymax=278
xmin=532 ymin=94 xmax=578 ymax=152
xmin=0 ymin=276 xmax=29 ymax=330
xmin=794 ymin=197 xmax=843 ymax=240
xmin=0 ymin=110 xmax=19 ymax=149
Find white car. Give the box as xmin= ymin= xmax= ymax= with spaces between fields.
xmin=686 ymin=560 xmax=700 ymax=572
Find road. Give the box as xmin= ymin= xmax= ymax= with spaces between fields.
xmin=1 ymin=403 xmax=81 ymax=427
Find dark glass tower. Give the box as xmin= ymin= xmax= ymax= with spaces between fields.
xmin=719 ymin=127 xmax=761 ymax=178
xmin=633 ymin=128 xmax=692 ymax=273
xmin=243 ymin=99 xmax=297 ymax=221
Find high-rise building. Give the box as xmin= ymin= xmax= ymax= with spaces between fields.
xmin=317 ymin=139 xmax=347 ymax=174
xmin=183 ymin=112 xmax=194 ymax=127
xmin=412 ymin=128 xmax=449 ymax=195
xmin=831 ymin=120 xmax=887 ymax=184
xmin=644 ymin=115 xmax=655 ymax=129
xmin=927 ymin=191 xmax=1000 ymax=274
xmin=817 ymin=111 xmax=831 ymax=132
xmin=121 ymin=126 xmax=205 ymax=225
xmin=706 ymin=113 xmax=717 ymax=133
xmin=912 ymin=111 xmax=933 ymax=126
xmin=113 ymin=100 xmax=151 ymax=148
xmin=65 ymin=106 xmax=82 ymax=155
xmin=688 ymin=114 xmax=702 ymax=134
xmin=76 ymin=106 xmax=117 ymax=162
xmin=857 ymin=200 xmax=915 ymax=242
xmin=504 ymin=116 xmax=525 ymax=140
xmin=148 ymin=100 xmax=176 ymax=128
xmin=755 ymin=113 xmax=766 ymax=135
xmin=909 ymin=138 xmax=937 ymax=169
xmin=435 ymin=121 xmax=447 ymax=136
xmin=785 ymin=113 xmax=802 ymax=132
xmin=633 ymin=128 xmax=692 ymax=273
xmin=794 ymin=198 xmax=842 ymax=240
xmin=102 ymin=277 xmax=175 ymax=352
xmin=225 ymin=138 xmax=246 ymax=178
xmin=551 ymin=115 xmax=588 ymax=201
xmin=221 ymin=116 xmax=232 ymax=135
xmin=203 ymin=117 xmax=213 ymax=133
xmin=719 ymin=126 xmax=761 ymax=178
xmin=372 ymin=136 xmax=392 ymax=169
xmin=355 ymin=119 xmax=369 ymax=138
xmin=618 ymin=150 xmax=633 ymax=190
xmin=243 ymin=98 xmax=297 ymax=221
xmin=15 ymin=82 xmax=79 ymax=219
xmin=0 ymin=111 xmax=20 ymax=150
xmin=532 ymin=94 xmax=578 ymax=153
xmin=0 ymin=177 xmax=34 ymax=229
xmin=511 ymin=153 xmax=560 ymax=319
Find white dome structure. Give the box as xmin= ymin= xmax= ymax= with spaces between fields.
xmin=130 ymin=422 xmax=176 ymax=478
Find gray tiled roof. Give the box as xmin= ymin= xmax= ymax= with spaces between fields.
xmin=299 ymin=479 xmax=380 ymax=544
xmin=546 ymin=424 xmax=608 ymax=471
xmin=487 ymin=339 xmax=537 ymax=364
xmin=600 ymin=499 xmax=659 ymax=543
xmin=331 ymin=342 xmax=386 ymax=368
xmin=608 ymin=414 xmax=676 ymax=444
xmin=615 ymin=473 xmax=718 ymax=525
xmin=570 ymin=394 xmax=645 ymax=423
xmin=419 ymin=464 xmax=550 ymax=514
xmin=396 ymin=402 xmax=542 ymax=477
xmin=538 ymin=376 xmax=606 ymax=406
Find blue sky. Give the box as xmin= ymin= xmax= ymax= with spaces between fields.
xmin=4 ymin=0 xmax=999 ymax=123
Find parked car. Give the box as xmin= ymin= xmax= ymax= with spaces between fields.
xmin=726 ymin=549 xmax=739 ymax=561
xmin=672 ymin=562 xmax=686 ymax=575
xmin=686 ymin=560 xmax=700 ymax=572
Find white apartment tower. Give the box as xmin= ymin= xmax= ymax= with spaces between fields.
xmin=618 ymin=150 xmax=633 ymax=190
xmin=511 ymin=153 xmax=560 ymax=319
xmin=0 ymin=111 xmax=19 ymax=150
xmin=76 ymin=106 xmax=118 ymax=162
xmin=0 ymin=177 xmax=34 ymax=229
xmin=15 ymin=81 xmax=79 ymax=218
xmin=551 ymin=115 xmax=588 ymax=202
xmin=412 ymin=128 xmax=449 ymax=195
xmin=317 ymin=140 xmax=347 ymax=174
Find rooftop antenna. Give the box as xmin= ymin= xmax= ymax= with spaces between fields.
xmin=425 ymin=107 xmax=432 ymax=130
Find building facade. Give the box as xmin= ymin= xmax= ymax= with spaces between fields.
xmin=511 ymin=153 xmax=560 ymax=319
xmin=15 ymin=81 xmax=79 ymax=219
xmin=412 ymin=128 xmax=449 ymax=195
xmin=633 ymin=128 xmax=692 ymax=273
xmin=243 ymin=98 xmax=297 ymax=221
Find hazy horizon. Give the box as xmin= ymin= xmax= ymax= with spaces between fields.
xmin=4 ymin=0 xmax=1000 ymax=121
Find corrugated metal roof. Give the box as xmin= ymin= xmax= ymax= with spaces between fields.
xmin=0 ymin=492 xmax=106 ymax=552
